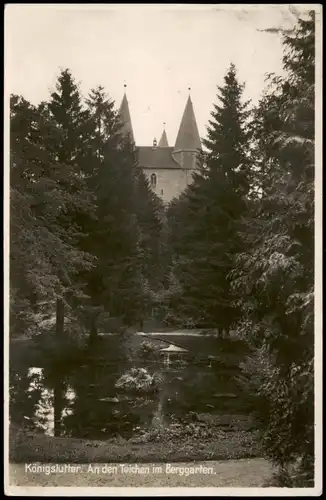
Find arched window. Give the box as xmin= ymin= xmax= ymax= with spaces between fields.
xmin=150 ymin=173 xmax=157 ymax=188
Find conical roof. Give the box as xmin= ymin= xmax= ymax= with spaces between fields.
xmin=160 ymin=344 xmax=188 ymax=353
xmin=158 ymin=129 xmax=169 ymax=147
xmin=118 ymin=92 xmax=134 ymax=143
xmin=174 ymin=95 xmax=201 ymax=151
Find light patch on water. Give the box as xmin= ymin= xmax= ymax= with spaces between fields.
xmin=27 ymin=367 xmax=42 ymax=376
xmin=27 ymin=367 xmax=54 ymax=436
xmin=62 ymin=386 xmax=76 ymax=419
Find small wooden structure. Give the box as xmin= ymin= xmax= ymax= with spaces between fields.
xmin=160 ymin=344 xmax=188 ymax=368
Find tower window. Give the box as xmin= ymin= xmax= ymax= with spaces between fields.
xmin=150 ymin=173 xmax=157 ymax=188
xmin=161 ymin=189 xmax=164 ymax=196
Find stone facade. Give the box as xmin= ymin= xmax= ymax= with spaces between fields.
xmin=143 ymin=166 xmax=196 ymax=204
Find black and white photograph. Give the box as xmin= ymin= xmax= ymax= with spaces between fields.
xmin=4 ymin=4 xmax=322 ymax=495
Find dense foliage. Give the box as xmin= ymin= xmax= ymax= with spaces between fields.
xmin=10 ymin=90 xmax=94 ymax=338
xmin=231 ymin=11 xmax=315 ymax=485
xmin=10 ymin=71 xmax=165 ymax=341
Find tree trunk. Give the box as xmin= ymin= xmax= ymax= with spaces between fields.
xmin=54 ymin=297 xmax=64 ymax=437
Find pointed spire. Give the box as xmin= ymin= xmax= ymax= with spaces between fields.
xmin=118 ymin=85 xmax=135 ymax=143
xmin=158 ymin=124 xmax=169 ymax=147
xmin=174 ymin=93 xmax=201 ymax=151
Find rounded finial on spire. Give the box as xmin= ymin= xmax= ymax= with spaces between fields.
xmin=153 ymin=137 xmax=157 ymax=147
xmin=124 ymin=84 xmax=127 ymax=88
xmin=163 ymin=122 xmax=166 ymax=129
xmin=188 ymin=87 xmax=191 ymax=92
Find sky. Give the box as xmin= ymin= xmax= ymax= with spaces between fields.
xmin=5 ymin=4 xmax=314 ymax=146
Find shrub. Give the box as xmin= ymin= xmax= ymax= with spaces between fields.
xmin=138 ymin=340 xmax=160 ymax=361
xmin=115 ymin=367 xmax=162 ymax=394
xmin=264 ymin=457 xmax=315 ymax=488
xmin=129 ymin=420 xmax=226 ymax=444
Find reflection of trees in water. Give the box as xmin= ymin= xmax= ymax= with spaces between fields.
xmin=115 ymin=367 xmax=163 ymax=428
xmin=10 ymin=367 xmax=54 ymax=434
xmin=63 ymin=362 xmax=115 ymax=439
xmin=9 ymin=362 xmax=185 ymax=438
xmin=10 ymin=367 xmax=47 ymax=432
xmin=62 ymin=360 xmax=141 ymax=439
xmin=163 ymin=363 xmax=241 ymax=418
xmin=10 ymin=335 xmax=155 ymax=438
xmin=10 ymin=339 xmax=244 ymax=440
xmin=10 ymin=365 xmax=76 ymax=436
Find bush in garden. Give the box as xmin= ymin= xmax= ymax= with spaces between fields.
xmin=138 ymin=340 xmax=161 ymax=361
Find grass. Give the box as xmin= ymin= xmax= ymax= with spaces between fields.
xmin=10 ymin=425 xmax=261 ymax=464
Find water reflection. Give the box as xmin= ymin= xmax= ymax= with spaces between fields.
xmin=26 ymin=367 xmax=53 ymax=435
xmin=19 ymin=367 xmax=76 ymax=436
xmin=10 ymin=352 xmax=243 ymax=440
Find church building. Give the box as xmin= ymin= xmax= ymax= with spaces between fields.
xmin=118 ymin=90 xmax=201 ymax=204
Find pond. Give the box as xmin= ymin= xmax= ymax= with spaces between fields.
xmin=9 ymin=335 xmax=249 ymax=440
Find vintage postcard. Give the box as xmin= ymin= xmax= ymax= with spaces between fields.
xmin=4 ymin=3 xmax=322 ymax=496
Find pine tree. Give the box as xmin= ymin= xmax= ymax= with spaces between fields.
xmin=10 ymin=94 xmax=94 ymax=339
xmin=168 ymin=64 xmax=253 ymax=331
xmin=81 ymin=86 xmax=145 ymax=336
xmin=203 ymin=63 xmax=253 ymax=197
xmin=41 ymin=70 xmax=98 ymax=345
xmin=47 ymin=69 xmax=91 ymax=170
xmin=231 ymin=12 xmax=315 ymax=485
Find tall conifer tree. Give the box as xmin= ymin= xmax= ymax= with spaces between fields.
xmin=10 ymin=93 xmax=94 ymax=337
xmin=168 ymin=64 xmax=253 ymax=332
xmin=81 ymin=86 xmax=145 ymax=335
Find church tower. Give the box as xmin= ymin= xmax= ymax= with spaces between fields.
xmin=118 ymin=86 xmax=134 ymax=143
xmin=118 ymin=87 xmax=201 ymax=203
xmin=158 ymin=125 xmax=169 ymax=147
xmin=172 ymin=93 xmax=201 ymax=170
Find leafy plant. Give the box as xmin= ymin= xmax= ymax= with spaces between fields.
xmin=115 ymin=367 xmax=163 ymax=394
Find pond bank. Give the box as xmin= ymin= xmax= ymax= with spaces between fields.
xmin=10 ymin=426 xmax=261 ymax=464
